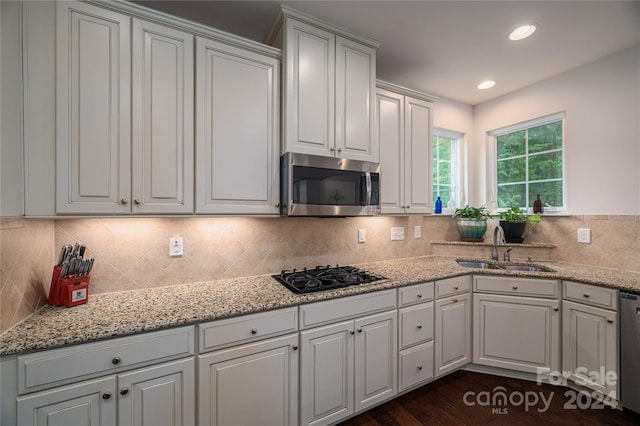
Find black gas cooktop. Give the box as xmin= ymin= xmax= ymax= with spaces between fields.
xmin=272 ymin=265 xmax=386 ymax=294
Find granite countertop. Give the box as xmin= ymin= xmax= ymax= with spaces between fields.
xmin=2 ymin=256 xmax=639 ymax=356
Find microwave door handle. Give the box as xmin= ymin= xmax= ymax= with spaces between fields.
xmin=365 ymin=172 xmax=372 ymax=206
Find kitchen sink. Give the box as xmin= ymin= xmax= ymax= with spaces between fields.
xmin=456 ymin=259 xmax=555 ymax=273
xmin=456 ymin=260 xmax=503 ymax=269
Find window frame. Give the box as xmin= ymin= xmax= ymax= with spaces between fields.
xmin=433 ymin=127 xmax=465 ymax=212
xmin=487 ymin=112 xmax=567 ymax=214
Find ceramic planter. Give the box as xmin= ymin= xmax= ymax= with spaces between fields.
xmin=455 ymin=218 xmax=488 ymax=242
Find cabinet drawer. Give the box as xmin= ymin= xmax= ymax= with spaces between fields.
xmin=563 ymin=281 xmax=618 ymax=310
xmin=300 ymin=289 xmax=396 ymax=329
xmin=398 ymin=282 xmax=434 ymax=306
xmin=399 ymin=303 xmax=434 ymax=349
xmin=199 ymin=307 xmax=298 ymax=353
xmin=399 ymin=341 xmax=433 ymax=391
xmin=17 ymin=326 xmax=195 ymax=394
xmin=435 ymin=276 xmax=471 ymax=299
xmin=474 ymin=276 xmax=558 ymax=298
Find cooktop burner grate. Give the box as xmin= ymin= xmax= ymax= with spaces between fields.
xmin=272 ymin=265 xmax=386 ymax=294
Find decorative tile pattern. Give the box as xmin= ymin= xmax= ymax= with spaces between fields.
xmin=2 ymin=215 xmax=638 ymax=332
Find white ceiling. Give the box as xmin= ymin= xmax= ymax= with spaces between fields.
xmin=132 ymin=0 xmax=640 ymax=106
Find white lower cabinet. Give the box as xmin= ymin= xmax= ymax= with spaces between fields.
xmin=299 ymin=290 xmax=397 ymax=426
xmin=434 ymin=292 xmax=471 ymax=377
xmin=17 ymin=358 xmax=195 ymax=426
xmin=198 ymin=333 xmax=299 ymax=426
xmin=562 ymin=281 xmax=619 ymax=398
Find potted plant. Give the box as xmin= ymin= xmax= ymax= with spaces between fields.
xmin=498 ymin=206 xmax=541 ymax=243
xmin=452 ymin=205 xmax=492 ymax=242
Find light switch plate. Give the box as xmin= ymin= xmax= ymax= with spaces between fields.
xmin=358 ymin=228 xmax=366 ymax=243
xmin=391 ymin=227 xmax=405 ymax=241
xmin=577 ymin=228 xmax=591 ymax=244
xmin=414 ymin=226 xmax=421 ymax=239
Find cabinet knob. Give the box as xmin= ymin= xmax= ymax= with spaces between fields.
xmin=607 ymin=319 xmax=614 ymax=324
xmin=453 ymin=299 xmax=458 ymax=303
xmin=275 ymin=203 xmax=280 ymax=208
xmin=417 ymin=365 xmax=423 ymax=370
xmin=417 ymin=324 xmax=422 ymax=329
xmin=120 ymin=387 xmax=129 ymax=396
xmin=119 ymin=198 xmax=128 ymax=205
xmin=406 ymin=205 xmax=410 ymax=209
xmin=133 ymin=199 xmax=141 ymax=205
xmin=554 ymin=307 xmax=559 ymax=311
xmin=251 ymin=328 xmax=257 ymax=335
xmin=349 ymin=330 xmax=355 ymax=335
xmin=583 ymin=293 xmax=590 ymax=298
xmin=102 ymin=391 xmax=112 ymax=400
xmin=453 ymin=286 xmax=459 ymax=290
xmin=357 ymin=328 xmax=362 ymax=333
xmin=337 ymin=147 xmax=342 ymax=154
xmin=330 ymin=147 xmax=336 ymax=153
xmin=417 ymin=294 xmax=422 ymax=299
xmin=112 ymin=356 xmax=121 ymax=365
xmin=292 ymin=345 xmax=298 ymax=351
xmin=512 ymin=285 xmax=518 ymax=290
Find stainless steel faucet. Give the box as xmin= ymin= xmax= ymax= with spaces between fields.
xmin=492 ymin=225 xmax=505 ymax=261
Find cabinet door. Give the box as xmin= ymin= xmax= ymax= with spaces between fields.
xmin=377 ymin=88 xmax=405 ymax=214
xmin=473 ymin=293 xmax=560 ymax=374
xmin=17 ymin=376 xmax=116 ymax=426
xmin=196 ymin=37 xmax=280 ymax=214
xmin=562 ymin=300 xmax=618 ymax=397
xmin=404 ymin=96 xmax=432 ymax=214
xmin=335 ymin=36 xmax=377 ymax=162
xmin=198 ymin=334 xmax=298 ymax=426
xmin=435 ymin=293 xmax=471 ymax=377
xmin=56 ymin=1 xmax=131 ymax=214
xmin=283 ymin=18 xmax=335 ymax=156
xmin=300 ymin=321 xmax=353 ymax=426
xmin=118 ymin=358 xmax=195 ymax=426
xmin=132 ymin=19 xmax=194 ymax=214
xmin=354 ymin=310 xmax=397 ymax=412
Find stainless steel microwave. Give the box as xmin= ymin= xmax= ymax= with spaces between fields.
xmin=280 ymin=152 xmax=381 ymax=217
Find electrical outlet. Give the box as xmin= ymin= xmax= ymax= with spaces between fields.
xmin=391 ymin=227 xmax=405 ymax=241
xmin=358 ymin=228 xmax=366 ymax=243
xmin=414 ymin=226 xmax=421 ymax=239
xmin=577 ymin=228 xmax=591 ymax=244
xmin=170 ymin=237 xmax=183 ymax=257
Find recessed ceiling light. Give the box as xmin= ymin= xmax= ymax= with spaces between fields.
xmin=477 ymin=80 xmax=496 ymax=90
xmin=509 ymin=24 xmax=537 ymax=41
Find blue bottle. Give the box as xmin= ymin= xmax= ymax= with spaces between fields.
xmin=435 ymin=196 xmax=442 ymax=214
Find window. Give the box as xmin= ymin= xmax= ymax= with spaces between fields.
xmin=491 ymin=113 xmax=564 ymax=210
xmin=433 ymin=129 xmax=463 ymax=209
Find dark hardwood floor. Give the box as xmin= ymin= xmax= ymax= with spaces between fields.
xmin=338 ymin=371 xmax=640 ymax=425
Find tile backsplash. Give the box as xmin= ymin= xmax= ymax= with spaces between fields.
xmin=1 ymin=214 xmax=638 ymax=333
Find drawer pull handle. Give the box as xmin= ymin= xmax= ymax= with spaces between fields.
xmin=251 ymin=328 xmax=257 ymax=335
xmin=607 ymin=319 xmax=614 ymax=324
xmin=584 ymin=293 xmax=590 ymax=298
xmin=112 ymin=356 xmax=121 ymax=365
xmin=417 ymin=324 xmax=422 ymax=329
xmin=554 ymin=307 xmax=559 ymax=311
xmin=417 ymin=294 xmax=423 ymax=298
xmin=513 ymin=285 xmax=518 ymax=290
xmin=292 ymin=345 xmax=298 ymax=351
xmin=102 ymin=391 xmax=112 ymax=400
xmin=120 ymin=387 xmax=129 ymax=396
xmin=453 ymin=286 xmax=459 ymax=290
xmin=417 ymin=365 xmax=423 ymax=370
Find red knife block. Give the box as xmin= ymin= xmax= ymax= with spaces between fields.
xmin=48 ymin=265 xmax=90 ymax=307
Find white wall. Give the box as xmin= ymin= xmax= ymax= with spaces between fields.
xmin=472 ymin=45 xmax=640 ymax=214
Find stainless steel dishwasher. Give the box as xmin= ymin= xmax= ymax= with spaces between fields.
xmin=620 ymin=292 xmax=640 ymax=413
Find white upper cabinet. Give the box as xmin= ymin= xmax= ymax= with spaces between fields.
xmin=195 ymin=37 xmax=280 ymax=214
xmin=271 ymin=6 xmax=379 ymax=162
xmin=377 ymin=82 xmax=435 ymax=214
xmin=56 ymin=2 xmax=194 ymax=214
xmin=132 ymin=19 xmax=194 ymax=214
xmin=56 ymin=1 xmax=131 ymax=214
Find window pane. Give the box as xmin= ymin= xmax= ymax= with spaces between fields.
xmin=437 ymin=137 xmax=452 ymax=159
xmin=497 ymin=130 xmax=525 ymax=159
xmin=437 ymin=186 xmax=451 ymax=207
xmin=529 ymin=181 xmax=563 ymax=208
xmin=528 ymin=121 xmax=562 ymax=153
xmin=529 ymin=151 xmax=563 ymax=181
xmin=497 ymin=158 xmax=526 ymax=183
xmin=498 ymin=184 xmax=526 ymax=208
xmin=439 ymin=162 xmax=451 ymax=184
